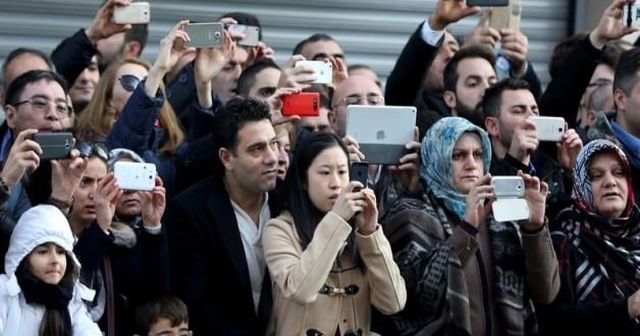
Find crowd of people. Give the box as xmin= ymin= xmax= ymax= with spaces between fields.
xmin=2 ymin=0 xmax=640 ymax=334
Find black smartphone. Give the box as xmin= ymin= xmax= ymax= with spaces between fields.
xmin=32 ymin=132 xmax=73 ymax=160
xmin=349 ymin=162 xmax=369 ymax=191
xmin=467 ymin=0 xmax=509 ymax=6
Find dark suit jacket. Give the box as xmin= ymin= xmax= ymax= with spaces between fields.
xmin=166 ymin=176 xmax=272 ymax=335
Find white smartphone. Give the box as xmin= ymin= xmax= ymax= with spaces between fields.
xmin=113 ymin=2 xmax=150 ymax=24
xmin=295 ymin=60 xmax=333 ymax=84
xmin=113 ymin=161 xmax=157 ymax=191
xmin=185 ymin=22 xmax=225 ymax=48
xmin=491 ymin=176 xmax=528 ymax=222
xmin=530 ymin=116 xmax=565 ymax=142
xmin=227 ymin=24 xmax=260 ymax=47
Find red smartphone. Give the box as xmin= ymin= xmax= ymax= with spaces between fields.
xmin=282 ymin=92 xmax=320 ymax=117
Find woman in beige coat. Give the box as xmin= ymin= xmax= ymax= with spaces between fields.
xmin=262 ymin=132 xmax=406 ymax=336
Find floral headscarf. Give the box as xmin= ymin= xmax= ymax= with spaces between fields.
xmin=572 ymin=139 xmax=635 ymax=217
xmin=420 ymin=117 xmax=492 ymax=219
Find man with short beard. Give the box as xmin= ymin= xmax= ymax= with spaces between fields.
xmin=441 ymin=44 xmax=497 ymax=128
xmin=482 ymin=78 xmax=582 ymax=219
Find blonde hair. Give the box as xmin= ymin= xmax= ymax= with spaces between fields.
xmin=274 ymin=122 xmax=296 ymax=151
xmin=75 ymin=58 xmax=184 ymax=155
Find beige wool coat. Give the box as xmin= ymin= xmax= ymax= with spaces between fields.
xmin=262 ymin=211 xmax=406 ymax=336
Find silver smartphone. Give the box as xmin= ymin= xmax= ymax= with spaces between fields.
xmin=113 ymin=2 xmax=150 ymax=24
xmin=227 ymin=24 xmax=260 ymax=47
xmin=185 ymin=22 xmax=224 ymax=48
xmin=530 ymin=116 xmax=565 ymax=142
xmin=491 ymin=176 xmax=525 ymax=199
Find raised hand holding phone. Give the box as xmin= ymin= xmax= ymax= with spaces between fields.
xmin=50 ymin=146 xmax=88 ymax=209
xmin=429 ymin=0 xmax=481 ymax=31
xmin=112 ymin=1 xmax=150 ymax=24
xmin=355 ymin=188 xmax=378 ymax=235
xmin=463 ymin=174 xmax=494 ymax=228
xmin=556 ymin=127 xmax=583 ymax=173
xmin=0 ymin=129 xmax=41 ymax=189
xmin=85 ymin=0 xmax=132 ymax=43
xmin=278 ymin=55 xmax=315 ymax=89
xmin=518 ymin=170 xmax=549 ymax=231
xmin=94 ymin=173 xmax=124 ymax=232
xmin=141 ymin=176 xmax=166 ymax=228
xmin=267 ymin=87 xmax=302 ymax=125
xmin=147 ymin=20 xmax=192 ymax=97
xmin=590 ymin=0 xmax=638 ymax=49
xmin=332 ymin=181 xmax=365 ymax=222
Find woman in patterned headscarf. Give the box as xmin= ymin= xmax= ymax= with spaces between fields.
xmin=378 ymin=117 xmax=559 ymax=336
xmin=538 ymin=139 xmax=640 ymax=336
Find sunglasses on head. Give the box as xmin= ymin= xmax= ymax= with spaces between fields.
xmin=76 ymin=142 xmax=110 ymax=162
xmin=118 ymin=74 xmax=145 ymax=92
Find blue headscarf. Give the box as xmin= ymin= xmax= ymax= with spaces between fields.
xmin=420 ymin=117 xmax=492 ymax=219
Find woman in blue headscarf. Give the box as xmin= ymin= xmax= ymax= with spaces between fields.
xmin=538 ymin=139 xmax=640 ymax=336
xmin=378 ymin=117 xmax=559 ymax=336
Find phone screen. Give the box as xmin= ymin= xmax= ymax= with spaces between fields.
xmin=350 ymin=162 xmax=369 ymax=190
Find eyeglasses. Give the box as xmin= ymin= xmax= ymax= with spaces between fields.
xmin=76 ymin=142 xmax=109 ymax=161
xmin=334 ymin=95 xmax=384 ymax=108
xmin=12 ymin=97 xmax=70 ymax=117
xmin=118 ymin=74 xmax=145 ymax=92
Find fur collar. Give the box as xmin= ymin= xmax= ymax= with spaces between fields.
xmin=110 ymin=221 xmax=137 ymax=248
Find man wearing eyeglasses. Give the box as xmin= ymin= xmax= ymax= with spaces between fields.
xmin=329 ymin=75 xmax=421 ymax=212
xmin=0 ymin=69 xmax=86 ymax=274
xmin=4 ymin=72 xmax=69 ymax=134
xmin=330 ymin=75 xmax=385 ymax=139
xmin=576 ymin=60 xmax=616 ymax=142
xmin=0 ymin=70 xmax=71 ymax=220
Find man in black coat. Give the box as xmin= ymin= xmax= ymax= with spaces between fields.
xmin=482 ymin=78 xmax=582 ymax=220
xmin=166 ymin=98 xmax=279 ymax=335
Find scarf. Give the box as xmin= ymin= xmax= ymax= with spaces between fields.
xmin=386 ymin=117 xmax=536 ymax=335
xmin=16 ymin=270 xmax=73 ymax=336
xmin=562 ymin=139 xmax=640 ymax=301
xmin=382 ymin=190 xmax=538 ymax=336
xmin=420 ymin=117 xmax=492 ymax=220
